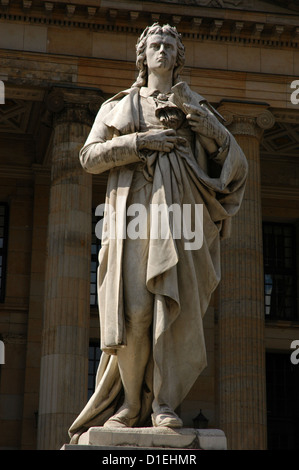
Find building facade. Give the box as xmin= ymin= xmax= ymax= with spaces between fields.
xmin=0 ymin=0 xmax=298 ymax=450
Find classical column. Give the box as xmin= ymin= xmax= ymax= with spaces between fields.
xmin=37 ymin=89 xmax=100 ymax=450
xmin=21 ymin=166 xmax=50 ymax=449
xmin=217 ymin=101 xmax=275 ymax=450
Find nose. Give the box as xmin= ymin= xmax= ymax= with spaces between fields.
xmin=159 ymin=44 xmax=166 ymax=54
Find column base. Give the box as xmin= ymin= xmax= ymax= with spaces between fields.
xmin=61 ymin=426 xmax=227 ymax=450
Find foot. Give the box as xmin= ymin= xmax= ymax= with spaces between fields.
xmin=151 ymin=406 xmax=183 ymax=429
xmin=103 ymin=405 xmax=139 ymax=429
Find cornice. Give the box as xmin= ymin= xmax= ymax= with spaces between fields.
xmin=261 ymin=185 xmax=299 ymax=201
xmin=0 ymin=164 xmax=34 ymax=179
xmin=272 ymin=108 xmax=299 ymax=125
xmin=1 ymin=0 xmax=299 ymax=48
xmin=1 ymin=332 xmax=27 ymax=343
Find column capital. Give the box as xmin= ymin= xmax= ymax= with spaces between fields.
xmin=217 ymin=100 xmax=275 ymax=140
xmin=44 ymin=86 xmax=105 ymax=127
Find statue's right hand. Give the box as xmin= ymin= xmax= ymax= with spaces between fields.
xmin=137 ymin=129 xmax=178 ymax=153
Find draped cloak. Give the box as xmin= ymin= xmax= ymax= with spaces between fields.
xmin=68 ymin=85 xmax=248 ymax=442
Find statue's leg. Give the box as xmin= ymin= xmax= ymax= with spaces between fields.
xmin=151 ymin=405 xmax=183 ymax=428
xmin=104 ymin=221 xmax=153 ymax=428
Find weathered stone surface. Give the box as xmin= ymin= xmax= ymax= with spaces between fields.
xmin=63 ymin=427 xmax=227 ymax=450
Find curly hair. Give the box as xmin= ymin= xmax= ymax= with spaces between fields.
xmin=132 ymin=23 xmax=185 ymax=88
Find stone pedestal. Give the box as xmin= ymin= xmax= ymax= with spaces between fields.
xmin=61 ymin=427 xmax=227 ymax=450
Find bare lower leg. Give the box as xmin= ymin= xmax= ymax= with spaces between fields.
xmin=111 ymin=204 xmax=152 ymax=424
xmin=113 ymin=324 xmax=151 ymax=419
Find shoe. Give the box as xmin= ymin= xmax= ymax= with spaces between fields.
xmin=103 ymin=407 xmax=139 ymax=429
xmin=151 ymin=406 xmax=183 ymax=428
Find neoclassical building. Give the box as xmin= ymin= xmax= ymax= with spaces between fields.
xmin=0 ymin=0 xmax=298 ymax=450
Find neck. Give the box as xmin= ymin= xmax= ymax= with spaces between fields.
xmin=147 ymin=70 xmax=173 ymax=94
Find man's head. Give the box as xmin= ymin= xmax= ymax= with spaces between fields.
xmin=133 ymin=23 xmax=185 ymax=88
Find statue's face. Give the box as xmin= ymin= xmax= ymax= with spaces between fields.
xmin=145 ymin=33 xmax=177 ymax=75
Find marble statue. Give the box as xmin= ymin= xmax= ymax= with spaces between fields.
xmin=69 ymin=23 xmax=247 ymax=441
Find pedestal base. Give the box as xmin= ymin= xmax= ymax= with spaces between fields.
xmin=61 ymin=427 xmax=227 ymax=450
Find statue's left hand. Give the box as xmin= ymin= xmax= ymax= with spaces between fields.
xmin=184 ymin=103 xmax=228 ymax=147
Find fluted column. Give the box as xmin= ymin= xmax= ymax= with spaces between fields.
xmin=217 ymin=101 xmax=275 ymax=450
xmin=37 ymin=89 xmax=100 ymax=450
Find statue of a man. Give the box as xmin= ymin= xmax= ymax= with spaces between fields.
xmin=69 ymin=24 xmax=247 ymax=440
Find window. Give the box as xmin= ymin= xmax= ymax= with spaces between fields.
xmin=0 ymin=203 xmax=9 ymax=303
xmin=88 ymin=342 xmax=102 ymax=399
xmin=263 ymin=222 xmax=297 ymax=321
xmin=90 ymin=210 xmax=102 ymax=306
xmin=266 ymin=352 xmax=299 ymax=450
